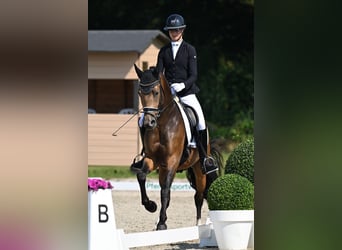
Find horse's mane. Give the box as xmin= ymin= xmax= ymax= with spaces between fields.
xmin=159 ymin=72 xmax=172 ymax=102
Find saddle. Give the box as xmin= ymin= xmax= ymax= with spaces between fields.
xmin=173 ymin=96 xmax=199 ymax=167
xmin=181 ymin=103 xmax=198 ymax=135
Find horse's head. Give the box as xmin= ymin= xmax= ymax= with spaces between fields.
xmin=134 ymin=64 xmax=165 ymax=129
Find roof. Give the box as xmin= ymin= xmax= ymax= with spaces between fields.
xmin=88 ymin=30 xmax=169 ymax=53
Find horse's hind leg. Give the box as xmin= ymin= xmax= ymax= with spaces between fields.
xmin=136 ymin=160 xmax=157 ymax=213
xmin=193 ymin=163 xmax=206 ymax=225
xmin=194 ymin=190 xmax=204 ymax=225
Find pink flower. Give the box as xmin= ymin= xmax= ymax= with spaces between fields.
xmin=88 ymin=178 xmax=113 ymax=191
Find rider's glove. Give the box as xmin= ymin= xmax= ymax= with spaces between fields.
xmin=171 ymin=82 xmax=185 ymax=93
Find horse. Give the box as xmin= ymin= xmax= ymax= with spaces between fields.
xmin=132 ymin=64 xmax=223 ymax=230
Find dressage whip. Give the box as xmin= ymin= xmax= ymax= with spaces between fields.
xmin=112 ymin=110 xmax=141 ymax=136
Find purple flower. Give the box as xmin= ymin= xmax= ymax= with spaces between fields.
xmin=88 ymin=178 xmax=113 ymax=191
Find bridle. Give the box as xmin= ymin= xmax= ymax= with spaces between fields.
xmin=139 ymin=78 xmax=174 ymax=128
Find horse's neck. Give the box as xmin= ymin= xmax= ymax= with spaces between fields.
xmin=160 ymin=75 xmax=173 ymax=105
xmin=161 ymin=91 xmax=173 ymax=109
xmin=159 ymin=97 xmax=182 ymax=129
xmin=158 ymin=74 xmax=182 ymax=125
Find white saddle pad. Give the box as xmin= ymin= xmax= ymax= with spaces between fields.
xmin=173 ymin=96 xmax=196 ymax=147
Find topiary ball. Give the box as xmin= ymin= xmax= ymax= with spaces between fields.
xmin=225 ymin=137 xmax=254 ymax=184
xmin=207 ymin=174 xmax=254 ymax=210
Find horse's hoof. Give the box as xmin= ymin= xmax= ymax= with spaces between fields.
xmin=196 ymin=218 xmax=201 ymax=226
xmin=145 ymin=201 xmax=157 ymax=213
xmin=156 ymin=223 xmax=167 ymax=230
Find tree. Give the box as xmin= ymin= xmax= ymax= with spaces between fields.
xmin=89 ymin=0 xmax=254 ymax=139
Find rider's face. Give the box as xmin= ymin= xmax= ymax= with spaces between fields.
xmin=168 ymin=29 xmax=184 ymax=41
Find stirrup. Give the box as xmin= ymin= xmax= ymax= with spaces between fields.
xmin=202 ymin=157 xmax=218 ymax=175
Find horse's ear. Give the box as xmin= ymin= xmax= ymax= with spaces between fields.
xmin=149 ymin=66 xmax=159 ymax=79
xmin=134 ymin=64 xmax=143 ymax=78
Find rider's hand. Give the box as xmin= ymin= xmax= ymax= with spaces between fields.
xmin=171 ymin=83 xmax=185 ymax=93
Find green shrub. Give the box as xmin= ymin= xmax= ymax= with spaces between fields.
xmin=207 ymin=174 xmax=254 ymax=210
xmin=228 ymin=111 xmax=254 ymax=142
xmin=225 ymin=137 xmax=254 ymax=183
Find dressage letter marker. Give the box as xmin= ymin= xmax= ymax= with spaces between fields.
xmin=88 ymin=182 xmax=128 ymax=250
xmin=98 ymin=204 xmax=109 ymax=222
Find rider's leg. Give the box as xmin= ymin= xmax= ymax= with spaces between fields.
xmin=180 ymin=94 xmax=218 ymax=174
xmin=197 ymin=128 xmax=218 ymax=174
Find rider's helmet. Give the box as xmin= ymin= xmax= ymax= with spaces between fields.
xmin=164 ymin=14 xmax=186 ymax=31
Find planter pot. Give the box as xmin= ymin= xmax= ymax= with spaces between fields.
xmin=209 ymin=210 xmax=254 ymax=250
xmin=248 ymin=221 xmax=254 ymax=248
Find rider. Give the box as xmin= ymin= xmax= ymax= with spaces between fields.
xmin=131 ymin=14 xmax=218 ymax=175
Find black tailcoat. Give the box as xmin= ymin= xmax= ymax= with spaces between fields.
xmin=156 ymin=41 xmax=200 ymax=97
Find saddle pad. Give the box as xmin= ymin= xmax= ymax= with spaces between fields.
xmin=174 ymin=96 xmax=196 ymax=147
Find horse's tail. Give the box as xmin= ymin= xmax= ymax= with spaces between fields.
xmin=186 ymin=140 xmax=223 ymax=199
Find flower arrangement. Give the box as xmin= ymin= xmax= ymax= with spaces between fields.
xmin=88 ymin=178 xmax=113 ymax=191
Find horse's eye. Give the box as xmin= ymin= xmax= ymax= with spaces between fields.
xmin=154 ymin=91 xmax=159 ymax=96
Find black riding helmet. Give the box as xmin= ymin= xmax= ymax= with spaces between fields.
xmin=164 ymin=14 xmax=186 ymax=31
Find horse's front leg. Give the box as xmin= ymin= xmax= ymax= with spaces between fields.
xmin=156 ymin=169 xmax=175 ymax=230
xmin=136 ymin=158 xmax=157 ymax=213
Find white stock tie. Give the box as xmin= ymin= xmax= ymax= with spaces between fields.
xmin=171 ymin=42 xmax=181 ymax=59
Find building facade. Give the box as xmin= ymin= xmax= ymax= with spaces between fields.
xmin=88 ymin=30 xmax=169 ymax=166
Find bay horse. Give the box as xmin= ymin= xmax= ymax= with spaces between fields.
xmin=132 ymin=64 xmax=222 ymax=230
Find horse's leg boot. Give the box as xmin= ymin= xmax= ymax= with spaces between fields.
xmin=130 ymin=156 xmax=144 ymax=173
xmin=198 ymin=129 xmax=218 ymax=175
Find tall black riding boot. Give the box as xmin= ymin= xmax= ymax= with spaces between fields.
xmin=198 ymin=129 xmax=218 ymax=174
xmin=130 ymin=126 xmax=146 ymax=173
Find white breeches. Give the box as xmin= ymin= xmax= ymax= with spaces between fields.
xmin=138 ymin=94 xmax=206 ymax=130
xmin=179 ymin=94 xmax=206 ymax=130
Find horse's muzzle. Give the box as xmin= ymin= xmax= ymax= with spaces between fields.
xmin=142 ymin=107 xmax=160 ymax=129
xmin=143 ymin=113 xmax=158 ymax=129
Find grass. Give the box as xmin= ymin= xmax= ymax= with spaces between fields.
xmin=88 ymin=165 xmax=187 ymax=179
xmin=88 ymin=166 xmax=136 ymax=179
xmin=88 ymin=152 xmax=230 ymax=180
